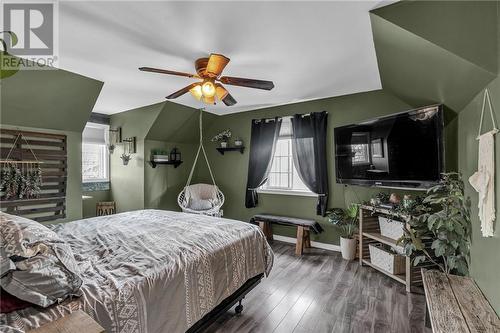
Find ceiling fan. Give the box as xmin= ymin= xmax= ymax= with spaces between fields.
xmin=139 ymin=53 xmax=274 ymax=106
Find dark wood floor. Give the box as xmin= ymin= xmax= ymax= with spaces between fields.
xmin=205 ymin=241 xmax=430 ymax=333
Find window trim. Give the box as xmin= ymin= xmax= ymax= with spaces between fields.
xmin=257 ymin=188 xmax=317 ymax=197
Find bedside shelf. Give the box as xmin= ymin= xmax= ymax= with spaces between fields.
xmin=216 ymin=147 xmax=245 ymax=155
xmin=149 ymin=160 xmax=183 ymax=168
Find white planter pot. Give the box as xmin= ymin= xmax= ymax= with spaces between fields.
xmin=340 ymin=237 xmax=357 ymax=261
xmin=220 ymin=142 xmax=228 ymax=148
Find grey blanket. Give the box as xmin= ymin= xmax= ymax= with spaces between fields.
xmin=1 ymin=210 xmax=273 ymax=333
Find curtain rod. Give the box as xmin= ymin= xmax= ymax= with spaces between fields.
xmin=253 ymin=111 xmax=328 ymax=123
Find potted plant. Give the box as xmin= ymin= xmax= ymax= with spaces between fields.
xmin=398 ymin=173 xmax=471 ymax=275
xmin=211 ymin=129 xmax=232 ymax=148
xmin=120 ymin=153 xmax=131 ymax=166
xmin=328 ymin=204 xmax=359 ymax=260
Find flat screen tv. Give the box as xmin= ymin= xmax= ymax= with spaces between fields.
xmin=334 ymin=105 xmax=444 ymax=189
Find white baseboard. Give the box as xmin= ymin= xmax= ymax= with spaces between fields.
xmin=272 ymin=234 xmax=340 ymax=252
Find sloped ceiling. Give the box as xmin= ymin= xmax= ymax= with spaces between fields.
xmin=57 ymin=1 xmax=386 ymax=115
xmin=146 ymin=103 xmax=217 ymax=143
xmin=0 ymin=59 xmax=103 ymax=132
xmin=111 ymin=100 xmax=216 ymax=144
xmin=370 ymin=1 xmax=498 ymax=112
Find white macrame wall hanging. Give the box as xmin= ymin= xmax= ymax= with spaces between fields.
xmin=468 ymin=89 xmax=498 ymax=237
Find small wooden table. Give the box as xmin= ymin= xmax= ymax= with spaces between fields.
xmin=27 ymin=310 xmax=105 ymax=333
xmin=421 ymin=269 xmax=500 ymax=333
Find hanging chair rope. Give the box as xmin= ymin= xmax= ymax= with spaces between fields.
xmin=179 ymin=108 xmax=225 ymax=217
xmin=185 ymin=108 xmax=217 ymax=188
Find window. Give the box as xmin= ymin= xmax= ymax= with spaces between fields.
xmin=351 ymin=132 xmax=370 ymax=165
xmin=82 ymin=123 xmax=109 ymax=183
xmin=261 ymin=118 xmax=311 ymax=194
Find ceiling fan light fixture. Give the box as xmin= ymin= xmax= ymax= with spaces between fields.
xmin=203 ymin=95 xmax=215 ymax=105
xmin=189 ymin=84 xmax=203 ymax=100
xmin=201 ymin=80 xmax=216 ymax=98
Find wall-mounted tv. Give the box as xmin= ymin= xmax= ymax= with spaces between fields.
xmin=334 ymin=105 xmax=444 ymax=189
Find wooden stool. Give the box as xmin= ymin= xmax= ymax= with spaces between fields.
xmin=96 ymin=201 xmax=116 ymax=216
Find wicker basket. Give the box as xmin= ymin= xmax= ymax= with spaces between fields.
xmin=378 ymin=216 xmax=405 ymax=240
xmin=369 ymin=243 xmax=405 ymax=275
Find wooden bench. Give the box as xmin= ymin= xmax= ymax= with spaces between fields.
xmin=250 ymin=214 xmax=323 ymax=255
xmin=422 ymin=269 xmax=500 ymax=333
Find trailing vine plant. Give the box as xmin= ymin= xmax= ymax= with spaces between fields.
xmin=398 ymin=173 xmax=471 ymax=275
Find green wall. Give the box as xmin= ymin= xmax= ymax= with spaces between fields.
xmin=459 ymin=76 xmax=500 ymax=313
xmin=1 ymin=61 xmax=103 ymax=222
xmin=457 ymin=5 xmax=500 ymax=312
xmin=144 ymin=140 xmax=211 ymax=211
xmin=0 ymin=61 xmax=103 ymax=132
xmin=110 ymin=101 xmax=212 ymax=213
xmin=82 ymin=190 xmax=111 ymax=218
xmin=203 ymin=90 xmax=415 ymax=244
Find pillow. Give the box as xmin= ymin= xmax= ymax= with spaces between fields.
xmin=0 ymin=212 xmax=82 ymax=307
xmin=189 ymin=199 xmax=214 ymax=211
xmin=0 ymin=288 xmax=33 ymax=313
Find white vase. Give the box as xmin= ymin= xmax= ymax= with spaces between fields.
xmin=340 ymin=237 xmax=357 ymax=261
xmin=220 ymin=142 xmax=228 ymax=148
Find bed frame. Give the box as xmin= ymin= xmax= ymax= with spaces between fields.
xmin=186 ymin=273 xmax=264 ymax=333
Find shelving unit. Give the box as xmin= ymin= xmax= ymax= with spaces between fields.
xmin=359 ymin=205 xmax=433 ymax=292
xmin=149 ymin=160 xmax=183 ymax=168
xmin=216 ymin=147 xmax=245 ymax=155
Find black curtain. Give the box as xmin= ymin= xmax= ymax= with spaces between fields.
xmin=291 ymin=111 xmax=329 ymax=216
xmin=245 ymin=118 xmax=282 ymax=208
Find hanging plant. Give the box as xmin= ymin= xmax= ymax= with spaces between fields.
xmin=23 ymin=166 xmax=42 ymax=199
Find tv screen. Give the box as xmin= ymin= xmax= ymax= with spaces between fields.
xmin=334 ymin=105 xmax=444 ymax=189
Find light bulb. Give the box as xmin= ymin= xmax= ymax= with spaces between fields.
xmin=201 ymin=81 xmax=216 ymax=98
xmin=189 ymin=84 xmax=202 ymax=100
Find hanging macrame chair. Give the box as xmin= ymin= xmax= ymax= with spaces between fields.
xmin=178 ymin=109 xmax=225 ymax=217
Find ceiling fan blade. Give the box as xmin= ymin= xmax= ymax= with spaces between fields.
xmin=166 ymin=83 xmax=198 ymax=99
xmin=139 ymin=67 xmax=199 ymax=78
xmin=222 ymin=93 xmax=237 ymax=106
xmin=219 ymin=76 xmax=274 ymax=90
xmin=205 ymin=54 xmax=230 ymax=78
xmin=215 ymin=84 xmax=237 ymax=106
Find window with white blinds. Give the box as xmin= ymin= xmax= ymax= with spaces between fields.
xmin=82 ymin=123 xmax=109 ymax=183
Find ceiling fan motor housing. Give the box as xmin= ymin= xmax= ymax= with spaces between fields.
xmin=195 ymin=57 xmax=210 ymax=77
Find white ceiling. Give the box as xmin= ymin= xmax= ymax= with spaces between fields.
xmin=58 ymin=1 xmax=388 ymax=115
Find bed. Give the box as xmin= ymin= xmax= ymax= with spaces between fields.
xmin=0 ymin=209 xmax=273 ymax=333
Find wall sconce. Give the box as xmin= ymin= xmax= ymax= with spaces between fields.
xmin=108 ymin=127 xmax=122 ymax=153
xmin=122 ymin=137 xmax=136 ymax=154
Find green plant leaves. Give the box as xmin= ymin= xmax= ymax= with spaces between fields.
xmin=397 ymin=173 xmax=471 ymax=275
